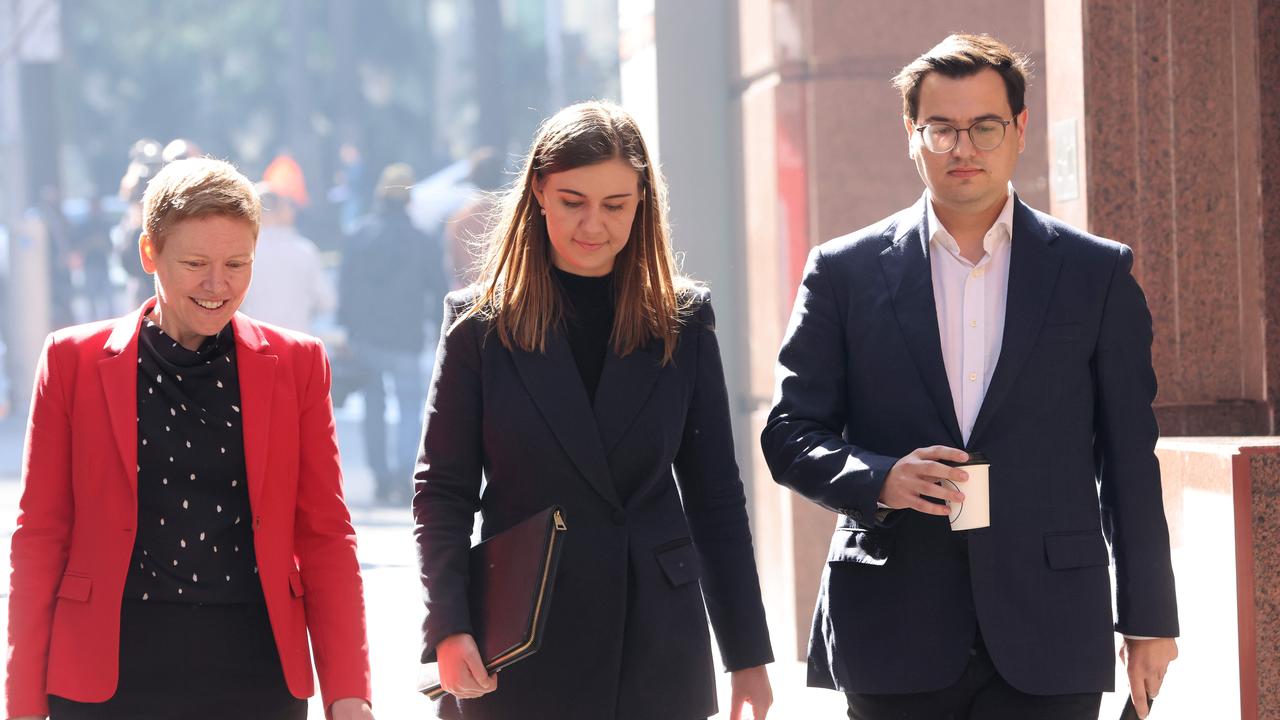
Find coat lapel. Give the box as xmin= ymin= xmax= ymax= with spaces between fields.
xmin=967 ymin=198 xmax=1062 ymax=447
xmin=592 ymin=340 xmax=663 ymax=456
xmin=233 ymin=314 xmax=276 ymax=510
xmin=878 ymin=200 xmax=965 ymax=448
xmin=510 ymin=332 xmax=622 ymax=509
xmin=99 ymin=305 xmax=147 ymax=495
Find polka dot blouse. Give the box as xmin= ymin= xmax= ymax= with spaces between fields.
xmin=123 ymin=318 xmax=262 ymax=604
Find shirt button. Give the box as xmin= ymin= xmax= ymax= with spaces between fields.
xmin=972 ymin=268 xmax=984 ymax=278
xmin=969 ymin=320 xmax=978 ymax=328
xmin=969 ymin=372 xmax=978 ymax=382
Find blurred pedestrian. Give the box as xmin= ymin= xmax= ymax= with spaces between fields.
xmin=263 ymin=152 xmax=310 ymax=209
xmin=328 ymin=142 xmax=369 ymax=236
xmin=240 ymin=189 xmax=335 ymax=333
xmin=415 ymin=101 xmax=774 ymax=720
xmin=5 ymin=158 xmax=374 ymax=720
xmin=72 ymin=194 xmax=117 ymax=321
xmin=407 ymin=153 xmax=481 ymax=278
xmin=441 ymin=148 xmax=504 ymax=288
xmin=0 ymin=223 xmax=10 ymax=418
xmin=34 ymin=186 xmax=75 ymax=328
xmin=113 ymin=138 xmax=165 ymax=309
xmin=338 ymin=163 xmax=447 ymax=504
xmin=161 ymin=137 xmax=203 ymax=163
xmin=0 ymin=334 xmax=10 ymax=420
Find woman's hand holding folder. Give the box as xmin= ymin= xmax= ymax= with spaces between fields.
xmin=437 ymin=633 xmax=499 ymax=699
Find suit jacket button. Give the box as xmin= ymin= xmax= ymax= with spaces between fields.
xmin=611 ymin=509 xmax=626 ymax=526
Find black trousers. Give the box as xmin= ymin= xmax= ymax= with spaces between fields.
xmin=48 ymin=600 xmax=307 ymax=720
xmin=846 ymin=633 xmax=1102 ymax=720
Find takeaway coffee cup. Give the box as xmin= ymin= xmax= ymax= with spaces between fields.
xmin=940 ymin=452 xmax=990 ymax=531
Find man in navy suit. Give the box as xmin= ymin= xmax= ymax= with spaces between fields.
xmin=761 ymin=34 xmax=1178 ymax=719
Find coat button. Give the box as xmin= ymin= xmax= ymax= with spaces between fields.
xmin=611 ymin=509 xmax=626 ymax=526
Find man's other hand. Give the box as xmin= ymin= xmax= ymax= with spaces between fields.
xmin=1121 ymin=637 xmax=1177 ymax=718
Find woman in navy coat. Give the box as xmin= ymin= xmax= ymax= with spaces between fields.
xmin=413 ymin=101 xmax=774 ymax=720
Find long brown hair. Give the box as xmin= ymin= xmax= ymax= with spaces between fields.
xmin=458 ymin=100 xmax=694 ymax=364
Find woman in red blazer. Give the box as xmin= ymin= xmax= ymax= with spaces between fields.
xmin=6 ymin=158 xmax=373 ymax=720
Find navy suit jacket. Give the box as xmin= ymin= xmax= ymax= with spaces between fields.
xmin=415 ymin=287 xmax=773 ymax=720
xmin=761 ymin=195 xmax=1178 ymax=696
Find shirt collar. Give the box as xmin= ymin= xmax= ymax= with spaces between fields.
xmin=926 ymin=183 xmax=1016 ymax=257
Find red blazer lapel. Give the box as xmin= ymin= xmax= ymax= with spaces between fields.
xmin=98 ymin=304 xmax=147 ymax=495
xmin=233 ymin=313 xmax=276 ymax=510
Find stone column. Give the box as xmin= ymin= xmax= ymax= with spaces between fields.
xmin=1260 ymin=1 xmax=1280 ymax=436
xmin=1045 ymin=0 xmax=1278 ymax=435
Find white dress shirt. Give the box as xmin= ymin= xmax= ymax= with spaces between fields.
xmin=926 ymin=187 xmax=1015 ymax=446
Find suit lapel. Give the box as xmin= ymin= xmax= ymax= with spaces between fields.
xmin=510 ymin=332 xmax=622 ymax=509
xmin=593 ymin=340 xmax=663 ymax=456
xmin=233 ymin=314 xmax=276 ymax=510
xmin=879 ymin=201 xmax=965 ymax=448
xmin=99 ymin=307 xmax=146 ymax=495
xmin=967 ymin=199 xmax=1062 ymax=447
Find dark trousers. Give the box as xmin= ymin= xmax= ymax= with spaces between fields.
xmin=48 ymin=601 xmax=307 ymax=720
xmin=846 ymin=633 xmax=1102 ymax=720
xmin=356 ymin=343 xmax=425 ymax=500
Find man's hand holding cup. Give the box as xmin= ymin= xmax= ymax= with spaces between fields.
xmin=880 ymin=446 xmax=970 ymax=516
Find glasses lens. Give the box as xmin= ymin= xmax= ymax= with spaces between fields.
xmin=923 ymin=125 xmax=957 ymax=153
xmin=971 ymin=120 xmax=1006 ymax=151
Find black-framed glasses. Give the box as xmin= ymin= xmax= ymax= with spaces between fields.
xmin=914 ymin=118 xmax=1013 ymax=153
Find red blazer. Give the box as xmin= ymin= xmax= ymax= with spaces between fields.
xmin=6 ymin=303 xmax=372 ymax=717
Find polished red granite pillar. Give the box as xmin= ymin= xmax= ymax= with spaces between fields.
xmin=1046 ymin=0 xmax=1277 ymax=435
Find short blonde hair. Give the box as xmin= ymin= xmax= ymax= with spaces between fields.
xmin=142 ymin=158 xmax=260 ymax=252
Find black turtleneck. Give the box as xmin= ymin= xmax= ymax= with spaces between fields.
xmin=553 ymin=266 xmax=614 ymax=404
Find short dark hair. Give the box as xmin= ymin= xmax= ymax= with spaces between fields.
xmin=892 ymin=34 xmax=1032 ymax=121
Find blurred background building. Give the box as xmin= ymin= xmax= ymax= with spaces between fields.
xmin=2 ymin=1 xmax=1278 ymax=717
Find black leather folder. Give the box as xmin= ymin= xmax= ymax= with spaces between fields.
xmin=1118 ymin=695 xmax=1153 ymax=719
xmin=419 ymin=506 xmax=567 ymax=700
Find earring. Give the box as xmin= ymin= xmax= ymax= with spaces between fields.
xmin=539 ymin=207 xmax=546 ymax=215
